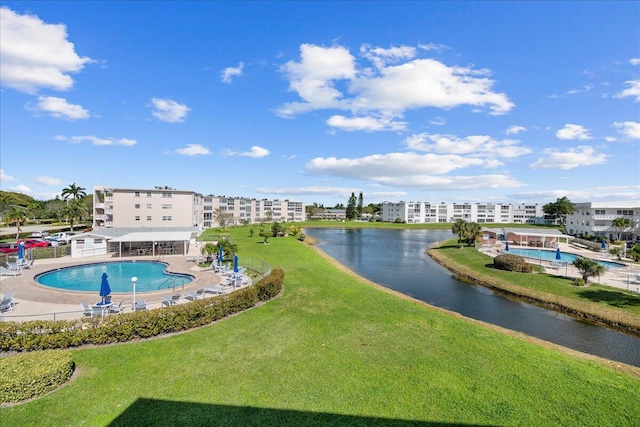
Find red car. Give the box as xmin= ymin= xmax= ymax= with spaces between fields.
xmin=0 ymin=243 xmax=19 ymax=254
xmin=16 ymin=239 xmax=51 ymax=248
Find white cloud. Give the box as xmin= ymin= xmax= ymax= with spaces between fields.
xmin=0 ymin=6 xmax=92 ymax=93
xmin=429 ymin=116 xmax=446 ymax=126
xmin=222 ymin=146 xmax=270 ymax=158
xmin=305 ymin=151 xmax=524 ymax=189
xmin=174 ymin=144 xmax=211 ymax=156
xmin=630 ymin=58 xmax=640 ymax=66
xmin=405 ymin=133 xmax=531 ymax=158
xmin=556 ymin=124 xmax=592 ymax=140
xmin=34 ymin=96 xmax=90 ymax=120
xmin=605 ymin=136 xmax=617 ymax=142
xmin=510 ymin=186 xmax=640 ymax=203
xmin=150 ymin=98 xmax=190 ymax=123
xmin=1 ymin=169 xmax=15 ymax=181
xmin=277 ymin=43 xmax=514 ymax=123
xmin=506 ymin=125 xmax=526 ymax=135
xmin=529 ymin=146 xmax=609 ymax=170
xmin=566 ymin=84 xmax=594 ymax=95
xmin=613 ymin=121 xmax=640 ymax=139
xmin=35 ymin=176 xmax=63 ymax=185
xmin=418 ymin=43 xmax=450 ymax=53
xmin=10 ymin=184 xmax=31 ymax=194
xmin=56 ymin=135 xmax=137 ymax=146
xmin=326 ymin=114 xmax=407 ymax=132
xmin=221 ymin=62 xmax=244 ymax=83
xmin=614 ymin=80 xmax=640 ymax=102
xmin=255 ymin=186 xmax=361 ymax=197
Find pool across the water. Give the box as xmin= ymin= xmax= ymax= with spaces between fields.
xmin=36 ymin=261 xmax=194 ymax=293
xmin=506 ymin=248 xmax=625 ymax=268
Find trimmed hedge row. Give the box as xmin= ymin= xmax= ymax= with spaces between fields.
xmin=0 ymin=269 xmax=284 ymax=352
xmin=0 ymin=350 xmax=74 ymax=403
xmin=493 ymin=254 xmax=534 ymax=273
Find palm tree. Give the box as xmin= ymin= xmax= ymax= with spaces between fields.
xmin=265 ymin=210 xmax=274 ymax=223
xmin=61 ymin=183 xmax=87 ymax=206
xmin=572 ymin=258 xmax=605 ymax=285
xmin=3 ymin=206 xmax=28 ymax=238
xmin=464 ymin=222 xmax=482 ymax=247
xmin=59 ymin=199 xmax=88 ymax=232
xmin=451 ymin=219 xmax=467 ymax=244
xmin=212 ymin=208 xmax=233 ymax=230
xmin=611 ymin=217 xmax=632 ymax=242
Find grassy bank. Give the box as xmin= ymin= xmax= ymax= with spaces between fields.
xmin=429 ymin=239 xmax=640 ymax=333
xmin=2 ymin=225 xmax=639 ymax=426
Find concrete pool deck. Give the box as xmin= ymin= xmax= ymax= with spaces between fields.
xmin=0 ymin=248 xmax=238 ymax=322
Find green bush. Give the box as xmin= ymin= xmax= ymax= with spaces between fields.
xmin=0 ymin=350 xmax=74 ymax=403
xmin=493 ymin=253 xmax=534 ymax=273
xmin=0 ymin=269 xmax=284 ymax=352
xmin=572 ymin=278 xmax=586 ymax=287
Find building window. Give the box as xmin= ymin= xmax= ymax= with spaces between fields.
xmin=146 ymin=192 xmax=152 ymax=197
xmin=162 ymin=216 xmax=172 ymax=221
xmin=162 ymin=192 xmax=172 ymax=198
xmin=147 ymin=216 xmax=152 ymax=221
xmin=162 ymin=204 xmax=172 ymax=209
xmin=147 ymin=204 xmax=152 ymax=209
xmin=95 ymin=239 xmax=103 ymax=244
xmin=134 ymin=192 xmax=140 ymax=197
xmin=135 ymin=216 xmax=140 ymax=221
xmin=134 ymin=204 xmax=140 ymax=209
xmin=76 ymin=239 xmax=85 ymax=245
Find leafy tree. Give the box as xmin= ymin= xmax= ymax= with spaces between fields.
xmin=265 ymin=210 xmax=274 ymax=223
xmin=259 ymin=230 xmax=273 ymax=244
xmin=58 ymin=199 xmax=88 ymax=232
xmin=628 ymin=245 xmax=640 ymax=262
xmin=249 ymin=228 xmax=254 ymax=237
xmin=611 ymin=217 xmax=632 ymax=241
xmin=346 ymin=192 xmax=357 ymax=220
xmin=271 ymin=221 xmax=283 ymax=236
xmin=288 ymin=224 xmax=301 ymax=236
xmin=3 ymin=206 xmax=29 ymax=238
xmin=61 ymin=183 xmax=87 ymax=201
xmin=451 ymin=219 xmax=467 ymax=244
xmin=356 ymin=192 xmax=364 ymax=218
xmin=572 ymin=258 xmax=605 ymax=285
xmin=543 ymin=196 xmax=575 ymax=228
xmin=213 ymin=208 xmax=233 ymax=230
xmin=464 ymin=222 xmax=482 ymax=247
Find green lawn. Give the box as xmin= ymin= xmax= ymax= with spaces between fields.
xmin=2 ymin=226 xmax=639 ymax=426
xmin=429 ymin=240 xmax=640 ymax=330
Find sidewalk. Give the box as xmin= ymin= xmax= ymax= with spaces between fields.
xmin=0 ymin=241 xmax=231 ymax=322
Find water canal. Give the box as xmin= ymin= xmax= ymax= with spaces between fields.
xmin=305 ymin=228 xmax=640 ymax=367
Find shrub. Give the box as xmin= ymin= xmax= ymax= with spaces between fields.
xmin=572 ymin=278 xmax=586 ymax=287
xmin=493 ymin=254 xmax=534 ymax=273
xmin=0 ymin=350 xmax=74 ymax=403
xmin=0 ymin=269 xmax=285 ymax=352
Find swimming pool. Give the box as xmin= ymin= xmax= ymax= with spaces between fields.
xmin=506 ymin=248 xmax=625 ymax=268
xmin=36 ymin=261 xmax=194 ymax=293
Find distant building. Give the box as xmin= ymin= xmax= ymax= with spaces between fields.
xmin=566 ymin=201 xmax=639 ymax=241
xmin=93 ymin=186 xmax=305 ymax=229
xmin=308 ymin=208 xmax=346 ymax=221
xmin=381 ymin=201 xmax=545 ymax=224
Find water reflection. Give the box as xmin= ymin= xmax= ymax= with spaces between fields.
xmin=306 ymin=228 xmax=640 ymax=367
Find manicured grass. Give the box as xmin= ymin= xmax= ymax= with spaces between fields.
xmin=430 ymin=240 xmax=640 ymax=330
xmin=2 ymin=226 xmax=639 ymax=426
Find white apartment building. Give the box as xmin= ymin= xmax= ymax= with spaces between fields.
xmin=381 ymin=201 xmax=545 ymax=224
xmin=566 ymin=201 xmax=639 ymax=242
xmin=93 ymin=186 xmax=305 ymax=229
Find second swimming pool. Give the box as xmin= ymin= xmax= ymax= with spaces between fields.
xmin=506 ymin=248 xmax=625 ymax=268
xmin=36 ymin=261 xmax=194 ymax=293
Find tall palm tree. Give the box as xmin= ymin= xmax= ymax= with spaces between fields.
xmin=59 ymin=199 xmax=88 ymax=232
xmin=611 ymin=217 xmax=632 ymax=241
xmin=572 ymin=258 xmax=605 ymax=285
xmin=3 ymin=206 xmax=28 ymax=238
xmin=451 ymin=219 xmax=467 ymax=244
xmin=464 ymin=222 xmax=482 ymax=247
xmin=61 ymin=183 xmax=87 ymax=202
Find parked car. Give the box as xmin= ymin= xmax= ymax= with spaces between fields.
xmin=29 ymin=231 xmax=49 ymax=238
xmin=0 ymin=243 xmax=19 ymax=254
xmin=16 ymin=239 xmax=51 ymax=248
xmin=46 ymin=232 xmax=73 ymax=245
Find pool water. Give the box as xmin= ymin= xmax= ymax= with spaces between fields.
xmin=506 ymin=248 xmax=625 ymax=268
xmin=36 ymin=261 xmax=193 ymax=293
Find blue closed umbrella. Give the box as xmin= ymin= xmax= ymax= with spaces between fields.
xmin=505 ymin=241 xmax=509 ymax=252
xmin=601 ymin=239 xmax=607 ymax=250
xmin=555 ymin=248 xmax=561 ymax=260
xmin=218 ymin=245 xmax=224 ymax=263
xmin=233 ymin=255 xmax=239 ymax=273
xmin=99 ymin=272 xmax=111 ymax=304
xmin=18 ymin=242 xmax=24 ymax=259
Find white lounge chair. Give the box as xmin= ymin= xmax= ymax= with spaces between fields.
xmin=1 ymin=265 xmax=22 ymax=275
xmin=0 ymin=296 xmax=13 ymax=313
xmin=171 ymin=294 xmax=181 ymax=304
xmin=134 ymin=301 xmax=148 ymax=311
xmin=161 ymin=297 xmax=173 ymax=308
xmin=91 ymin=306 xmax=104 ymax=318
xmin=203 ymin=285 xmax=226 ymax=295
xmin=108 ymin=301 xmax=124 ymax=314
xmin=81 ymin=302 xmax=92 ymax=316
xmin=21 ymin=259 xmax=34 ymax=269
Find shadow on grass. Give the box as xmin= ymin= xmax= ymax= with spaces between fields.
xmin=577 ymin=288 xmax=640 ymax=308
xmin=108 ymin=398 xmax=491 ymax=426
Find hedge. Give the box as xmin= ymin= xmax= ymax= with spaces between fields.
xmin=493 ymin=253 xmax=534 ymax=273
xmin=0 ymin=269 xmax=284 ymax=352
xmin=0 ymin=350 xmax=74 ymax=403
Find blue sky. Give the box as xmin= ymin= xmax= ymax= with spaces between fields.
xmin=1 ymin=2 xmax=638 ymax=206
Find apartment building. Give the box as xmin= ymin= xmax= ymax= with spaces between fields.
xmin=381 ymin=201 xmax=544 ymax=224
xmin=566 ymin=201 xmax=639 ymax=241
xmin=93 ymin=186 xmax=305 ymax=229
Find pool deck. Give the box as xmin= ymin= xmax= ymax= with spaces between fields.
xmin=0 ymin=243 xmax=244 ymax=322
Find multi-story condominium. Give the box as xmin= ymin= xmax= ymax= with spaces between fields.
xmin=381 ymin=201 xmax=545 ymax=224
xmin=566 ymin=201 xmax=639 ymax=242
xmin=94 ymin=186 xmax=305 ymax=229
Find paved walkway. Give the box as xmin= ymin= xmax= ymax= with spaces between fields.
xmin=0 ymin=242 xmax=244 ymax=322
